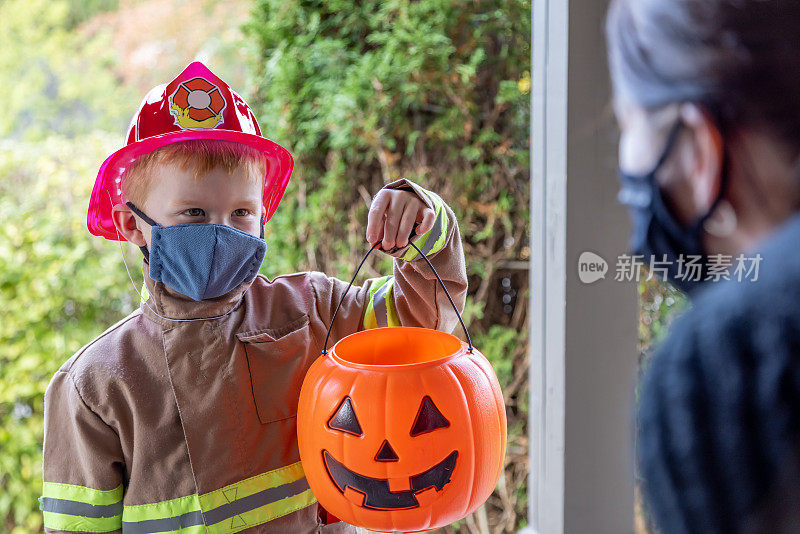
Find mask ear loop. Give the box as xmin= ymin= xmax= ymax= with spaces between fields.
xmin=652 ymin=119 xmax=684 ymax=175
xmin=107 ymin=190 xmax=246 ymax=323
xmin=125 ymin=201 xmax=158 ymax=262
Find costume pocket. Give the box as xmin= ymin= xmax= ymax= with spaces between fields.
xmin=236 ymin=313 xmax=314 ymax=424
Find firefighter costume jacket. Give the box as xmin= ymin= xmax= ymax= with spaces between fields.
xmin=39 ymin=178 xmax=468 ymax=534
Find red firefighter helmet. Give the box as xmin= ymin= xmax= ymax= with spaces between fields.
xmin=88 ymin=61 xmax=294 ymax=241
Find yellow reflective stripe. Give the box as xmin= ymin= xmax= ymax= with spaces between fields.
xmin=200 ymin=461 xmax=314 ymax=534
xmin=383 ymin=281 xmax=400 ymax=327
xmin=140 ymin=282 xmax=150 ymax=306
xmin=204 ymin=488 xmax=316 ymax=534
xmin=199 ymin=460 xmax=305 ymax=510
xmin=40 ymin=483 xmax=123 ymax=532
xmin=119 ymin=462 xmax=313 ymax=534
xmin=42 ymin=511 xmax=121 ymax=533
xmin=371 ymin=277 xmax=400 ymax=328
xmin=403 ymin=189 xmax=447 ymax=261
xmin=363 ymin=275 xmax=392 ymax=329
xmin=424 ymin=191 xmax=449 ymax=256
xmin=122 ymin=493 xmax=202 ymax=522
xmin=42 ymin=482 xmax=123 ymax=505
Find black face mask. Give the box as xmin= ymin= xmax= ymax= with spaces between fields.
xmin=617 ymin=120 xmax=728 ymax=295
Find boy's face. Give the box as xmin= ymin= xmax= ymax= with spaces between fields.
xmin=112 ymin=161 xmax=263 ymax=250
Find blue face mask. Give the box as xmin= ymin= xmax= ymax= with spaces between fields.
xmin=126 ymin=201 xmax=267 ymax=301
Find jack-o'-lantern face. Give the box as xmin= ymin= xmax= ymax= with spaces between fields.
xmin=322 ymin=395 xmax=457 ymax=510
xmin=296 ymin=327 xmax=507 ymax=533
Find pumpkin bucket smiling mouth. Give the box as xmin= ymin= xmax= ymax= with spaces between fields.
xmin=322 ymin=449 xmax=458 ymax=510
xmin=297 ymin=240 xmax=507 ymax=532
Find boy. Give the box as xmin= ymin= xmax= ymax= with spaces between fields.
xmin=39 ymin=62 xmax=467 ymax=534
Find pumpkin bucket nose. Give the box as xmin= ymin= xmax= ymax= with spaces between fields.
xmin=374 ymin=439 xmax=399 ymax=462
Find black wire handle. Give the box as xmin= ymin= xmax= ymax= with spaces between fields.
xmin=321 ymin=238 xmax=473 ymax=355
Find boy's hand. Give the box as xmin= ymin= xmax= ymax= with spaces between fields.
xmin=366 ymin=189 xmax=436 ymax=251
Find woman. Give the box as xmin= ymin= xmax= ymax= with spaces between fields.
xmin=606 ymin=1 xmax=800 ymax=532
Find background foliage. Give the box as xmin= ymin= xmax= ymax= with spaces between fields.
xmin=0 ymin=135 xmax=133 ymax=533
xmin=0 ymin=0 xmax=531 ymax=533
xmin=634 ymin=274 xmax=686 ymax=534
xmin=246 ymin=1 xmax=531 ymax=531
xmin=0 ymin=0 xmax=133 ymax=140
xmin=0 ymin=1 xmax=133 ymax=531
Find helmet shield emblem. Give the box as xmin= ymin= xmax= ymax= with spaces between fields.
xmin=169 ymin=77 xmax=227 ymax=130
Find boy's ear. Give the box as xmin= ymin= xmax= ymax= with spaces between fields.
xmin=111 ymin=203 xmax=147 ymax=246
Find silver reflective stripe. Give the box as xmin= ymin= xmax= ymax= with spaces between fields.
xmin=418 ymin=210 xmax=445 ymax=257
xmin=202 ymin=476 xmax=310 ymax=526
xmin=373 ymin=282 xmax=392 ymax=328
xmin=39 ymin=497 xmax=122 ymax=519
xmin=122 ymin=511 xmax=204 ymax=534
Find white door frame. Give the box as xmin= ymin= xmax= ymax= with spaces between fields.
xmin=525 ymin=0 xmax=637 ymax=532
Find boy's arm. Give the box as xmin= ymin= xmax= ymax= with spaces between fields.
xmin=310 ymin=178 xmax=468 ymax=344
xmin=39 ymin=371 xmax=124 ymax=534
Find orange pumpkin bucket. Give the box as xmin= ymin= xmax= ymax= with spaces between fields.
xmin=298 ymin=240 xmax=507 ymax=533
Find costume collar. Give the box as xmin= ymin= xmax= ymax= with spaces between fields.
xmin=139 ymin=259 xmax=254 ymax=324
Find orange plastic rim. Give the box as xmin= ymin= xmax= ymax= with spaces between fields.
xmin=330 ymin=327 xmax=465 ymax=371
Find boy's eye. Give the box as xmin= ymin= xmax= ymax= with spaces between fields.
xmin=184 ymin=208 xmax=205 ymax=217
xmin=233 ymin=209 xmax=250 ymax=217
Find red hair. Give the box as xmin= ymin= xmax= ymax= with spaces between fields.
xmin=121 ymin=139 xmax=266 ymax=207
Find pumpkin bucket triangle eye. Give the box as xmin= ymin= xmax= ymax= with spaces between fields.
xmin=327 ymin=396 xmax=363 ymax=436
xmin=410 ymin=395 xmax=450 ymax=436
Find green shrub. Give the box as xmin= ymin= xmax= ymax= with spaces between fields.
xmin=0 ymin=134 xmax=135 ymax=533
xmin=244 ymin=1 xmax=531 ymax=530
xmin=0 ymin=0 xmax=135 ymax=141
xmin=245 ymin=0 xmax=530 ymax=282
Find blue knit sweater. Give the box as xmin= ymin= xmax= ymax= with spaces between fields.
xmin=638 ymin=212 xmax=800 ymax=534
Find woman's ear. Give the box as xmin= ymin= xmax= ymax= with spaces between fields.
xmin=679 ymin=102 xmax=725 ymax=213
xmin=111 ymin=203 xmax=147 ymax=246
